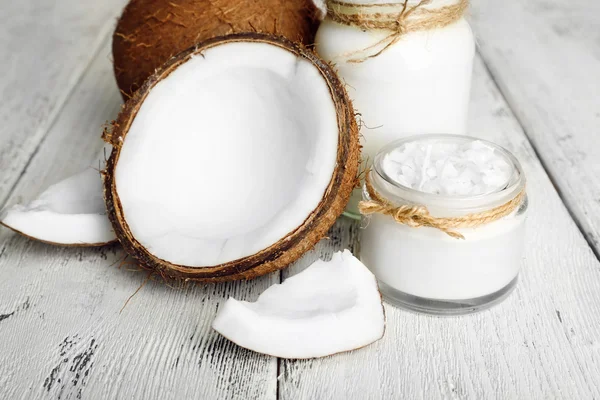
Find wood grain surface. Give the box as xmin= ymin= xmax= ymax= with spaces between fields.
xmin=1 ymin=1 xmax=600 ymax=399
xmin=471 ymin=0 xmax=600 ymax=257
xmin=0 ymin=0 xmax=127 ymax=208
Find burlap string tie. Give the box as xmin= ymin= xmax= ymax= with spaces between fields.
xmin=327 ymin=0 xmax=469 ymax=63
xmin=358 ymin=171 xmax=526 ymax=239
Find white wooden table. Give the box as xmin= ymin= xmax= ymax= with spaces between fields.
xmin=1 ymin=1 xmax=599 ymax=398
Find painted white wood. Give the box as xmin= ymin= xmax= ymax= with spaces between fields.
xmin=0 ymin=0 xmax=127 ymax=207
xmin=0 ymin=40 xmax=278 ymax=400
xmin=3 ymin=1 xmax=600 ymax=399
xmin=1 ymin=38 xmax=119 ymax=207
xmin=470 ymin=0 xmax=600 ymax=255
xmin=278 ymin=56 xmax=600 ymax=400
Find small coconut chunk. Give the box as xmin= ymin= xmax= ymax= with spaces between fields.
xmin=212 ymin=250 xmax=385 ymax=359
xmin=1 ymin=168 xmax=115 ymax=246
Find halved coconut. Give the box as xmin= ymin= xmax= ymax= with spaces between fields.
xmin=103 ymin=33 xmax=359 ymax=282
xmin=212 ymin=250 xmax=385 ymax=359
xmin=1 ymin=167 xmax=116 ymax=246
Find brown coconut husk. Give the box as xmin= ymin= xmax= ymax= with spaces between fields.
xmin=113 ymin=0 xmax=321 ymax=97
xmin=103 ymin=33 xmax=360 ymax=282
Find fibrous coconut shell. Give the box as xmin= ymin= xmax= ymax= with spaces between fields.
xmin=112 ymin=0 xmax=321 ymax=97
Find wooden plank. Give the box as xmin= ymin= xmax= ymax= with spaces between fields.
xmin=0 ymin=0 xmax=127 ymax=207
xmin=0 ymin=39 xmax=119 ymax=206
xmin=4 ymin=2 xmax=600 ymax=399
xmin=0 ymin=40 xmax=278 ymax=400
xmin=278 ymin=56 xmax=600 ymax=399
xmin=470 ymin=0 xmax=600 ymax=255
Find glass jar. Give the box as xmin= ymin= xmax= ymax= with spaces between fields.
xmin=315 ymin=0 xmax=475 ymax=217
xmin=359 ymin=135 xmax=528 ymax=315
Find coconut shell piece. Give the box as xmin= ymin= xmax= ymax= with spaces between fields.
xmin=103 ymin=33 xmax=359 ymax=282
xmin=213 ymin=250 xmax=386 ymax=359
xmin=1 ymin=167 xmax=116 ymax=247
xmin=113 ymin=0 xmax=321 ymax=97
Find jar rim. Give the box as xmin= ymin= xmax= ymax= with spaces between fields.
xmin=370 ymin=134 xmax=526 ymax=213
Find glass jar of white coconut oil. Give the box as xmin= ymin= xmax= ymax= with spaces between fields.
xmin=359 ymin=135 xmax=528 ymax=315
xmin=316 ymin=0 xmax=475 ymax=216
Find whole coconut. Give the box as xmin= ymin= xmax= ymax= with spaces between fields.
xmin=113 ymin=0 xmax=321 ymax=97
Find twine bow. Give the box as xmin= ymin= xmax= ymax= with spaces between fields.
xmin=327 ymin=0 xmax=469 ymax=63
xmin=358 ymin=171 xmax=526 ymax=239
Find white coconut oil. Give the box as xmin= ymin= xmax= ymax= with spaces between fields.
xmin=359 ymin=135 xmax=528 ymax=315
xmin=315 ymin=0 xmax=475 ymax=216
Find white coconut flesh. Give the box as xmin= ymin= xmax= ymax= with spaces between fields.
xmin=115 ymin=42 xmax=339 ymax=267
xmin=1 ymin=167 xmax=115 ymax=245
xmin=212 ymin=250 xmax=385 ymax=359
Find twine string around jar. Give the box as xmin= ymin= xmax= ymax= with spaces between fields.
xmin=358 ymin=170 xmax=526 ymax=239
xmin=327 ymin=0 xmax=469 ymax=63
